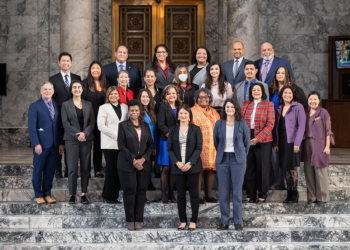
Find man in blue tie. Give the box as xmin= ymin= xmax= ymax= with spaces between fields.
xmin=28 ymin=82 xmax=64 ymax=204
xmin=49 ymin=52 xmax=81 ymax=178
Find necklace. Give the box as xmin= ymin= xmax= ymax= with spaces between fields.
xmin=132 ymin=119 xmax=141 ymax=128
xmin=180 ymin=85 xmax=187 ymax=101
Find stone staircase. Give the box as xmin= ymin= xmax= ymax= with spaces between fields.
xmin=0 ymin=164 xmax=350 ymax=249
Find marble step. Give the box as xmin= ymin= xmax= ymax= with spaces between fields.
xmin=2 ymin=242 xmax=350 ymax=250
xmin=1 ymin=214 xmax=350 ymax=229
xmin=1 ymin=228 xmax=350 ymax=243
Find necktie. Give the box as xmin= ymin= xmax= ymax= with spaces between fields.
xmin=64 ymin=74 xmax=69 ymax=89
xmin=47 ymin=101 xmax=54 ymax=120
xmin=245 ymin=81 xmax=251 ymax=101
xmin=233 ymin=60 xmax=239 ymax=79
xmin=119 ymin=64 xmax=124 ymax=72
xmin=261 ymin=61 xmax=269 ymax=83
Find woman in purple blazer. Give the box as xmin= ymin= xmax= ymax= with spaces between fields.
xmin=273 ymin=85 xmax=306 ymax=203
xmin=302 ymin=91 xmax=334 ymax=204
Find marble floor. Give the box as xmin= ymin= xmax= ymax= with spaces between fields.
xmin=0 ymin=147 xmax=348 ymax=165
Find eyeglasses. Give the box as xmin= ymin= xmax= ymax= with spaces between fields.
xmin=198 ymin=96 xmax=209 ymax=100
xmin=156 ymin=51 xmax=167 ymax=54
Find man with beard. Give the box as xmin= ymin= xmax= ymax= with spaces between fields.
xmin=255 ymin=43 xmax=295 ymax=87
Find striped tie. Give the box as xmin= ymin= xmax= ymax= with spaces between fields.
xmin=47 ymin=101 xmax=54 ymax=120
xmin=64 ymin=74 xmax=69 ymax=89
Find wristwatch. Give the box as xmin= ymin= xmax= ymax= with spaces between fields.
xmin=188 ymin=162 xmax=192 ymax=166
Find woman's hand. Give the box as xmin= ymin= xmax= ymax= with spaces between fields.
xmin=324 ymin=146 xmax=330 ymax=154
xmin=165 ymin=133 xmax=169 ymax=137
xmin=273 ymin=146 xmax=278 ymax=153
xmin=133 ymin=158 xmax=145 ymax=170
xmin=250 ymin=138 xmax=259 ymax=146
xmin=176 ymin=162 xmax=185 ymax=170
xmin=76 ymin=132 xmax=86 ymax=142
xmin=182 ymin=163 xmax=192 ymax=172
xmin=152 ymin=149 xmax=157 ymax=156
xmin=294 ymin=145 xmax=300 ymax=153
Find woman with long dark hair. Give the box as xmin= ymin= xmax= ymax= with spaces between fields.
xmin=188 ymin=46 xmax=211 ymax=86
xmin=173 ymin=64 xmax=199 ymax=107
xmin=83 ymin=61 xmax=110 ymax=178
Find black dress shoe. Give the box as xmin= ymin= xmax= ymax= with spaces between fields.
xmin=95 ymin=172 xmax=104 ymax=178
xmin=63 ymin=170 xmax=68 ymax=178
xmin=81 ymin=195 xmax=89 ymax=204
xmin=178 ymin=224 xmax=187 ymax=230
xmin=243 ymin=198 xmax=255 ymax=203
xmin=55 ymin=171 xmax=63 ymax=178
xmin=317 ymin=201 xmax=326 ymax=204
xmin=188 ymin=227 xmax=196 ymax=231
xmin=104 ymin=199 xmax=116 ymax=204
xmin=217 ymin=223 xmax=229 ymax=231
xmin=68 ymin=195 xmax=75 ymax=204
xmin=161 ymin=198 xmax=170 ymax=204
xmin=114 ymin=199 xmax=122 ymax=204
xmin=307 ymin=200 xmax=317 ymax=204
xmin=234 ymin=224 xmax=243 ymax=231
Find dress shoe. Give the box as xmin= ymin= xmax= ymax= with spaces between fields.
xmin=127 ymin=222 xmax=135 ymax=231
xmin=161 ymin=198 xmax=170 ymax=204
xmin=55 ymin=171 xmax=63 ymax=178
xmin=317 ymin=201 xmax=326 ymax=204
xmin=169 ymin=197 xmax=177 ymax=203
xmin=217 ymin=223 xmax=229 ymax=231
xmin=243 ymin=198 xmax=256 ymax=203
xmin=234 ymin=224 xmax=243 ymax=231
xmin=81 ymin=195 xmax=89 ymax=204
xmin=204 ymin=196 xmax=219 ymax=203
xmin=289 ymin=190 xmax=299 ymax=203
xmin=283 ymin=190 xmax=292 ymax=203
xmin=307 ymin=200 xmax=317 ymax=204
xmin=134 ymin=222 xmax=142 ymax=231
xmin=178 ymin=224 xmax=187 ymax=230
xmin=256 ymin=198 xmax=266 ymax=203
xmin=199 ymin=198 xmax=206 ymax=204
xmin=114 ymin=199 xmax=122 ymax=204
xmin=95 ymin=172 xmax=104 ymax=178
xmin=43 ymin=195 xmax=56 ymax=204
xmin=69 ymin=195 xmax=75 ymax=204
xmin=104 ymin=199 xmax=116 ymax=204
xmin=188 ymin=223 xmax=196 ymax=231
xmin=36 ymin=197 xmax=46 ymax=204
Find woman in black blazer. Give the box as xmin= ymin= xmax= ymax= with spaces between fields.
xmin=167 ymin=104 xmax=203 ymax=231
xmin=157 ymin=85 xmax=182 ymax=203
xmin=117 ymin=100 xmax=154 ymax=231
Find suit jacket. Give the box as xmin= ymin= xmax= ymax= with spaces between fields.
xmin=223 ymin=57 xmax=249 ymax=90
xmin=233 ymin=79 xmax=269 ymax=107
xmin=97 ymin=102 xmax=128 ymax=149
xmin=28 ymin=98 xmax=64 ymax=148
xmin=273 ymin=101 xmax=306 ymax=147
xmin=157 ymin=103 xmax=178 ymax=141
xmin=167 ymin=124 xmax=203 ymax=175
xmin=103 ymin=61 xmax=142 ymax=92
xmin=61 ymin=99 xmax=95 ymax=141
xmin=214 ymin=119 xmax=250 ymax=164
xmin=50 ymin=73 xmax=82 ymax=105
xmin=255 ymin=56 xmax=295 ymax=87
xmin=188 ymin=63 xmax=209 ymax=86
xmin=143 ymin=62 xmax=175 ymax=89
xmin=117 ymin=119 xmax=154 ymax=172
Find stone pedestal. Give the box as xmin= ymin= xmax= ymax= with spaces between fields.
xmin=227 ymin=0 xmax=260 ymax=61
xmin=60 ymin=0 xmax=92 ymax=78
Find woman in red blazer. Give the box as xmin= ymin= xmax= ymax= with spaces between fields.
xmin=241 ymin=82 xmax=275 ymax=203
xmin=117 ymin=70 xmax=134 ymax=104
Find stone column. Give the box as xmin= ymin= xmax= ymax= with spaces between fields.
xmin=227 ymin=0 xmax=259 ymax=61
xmin=60 ymin=0 xmax=92 ymax=78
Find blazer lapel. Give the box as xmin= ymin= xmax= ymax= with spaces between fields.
xmin=266 ymin=57 xmax=279 ymax=83
xmin=69 ymin=99 xmax=78 ymax=121
xmin=82 ymin=100 xmax=88 ymax=129
xmin=222 ymin=120 xmax=227 ymax=146
xmin=127 ymin=120 xmax=139 ymax=142
xmin=236 ymin=58 xmax=245 ymax=78
xmin=311 ymin=106 xmax=322 ymax=125
xmin=233 ymin=120 xmax=240 ymax=146
xmin=112 ymin=61 xmax=119 ymax=78
xmin=39 ymin=98 xmax=52 ymax=120
xmin=126 ymin=62 xmax=132 ymax=74
xmin=157 ymin=65 xmax=167 ymax=83
xmin=107 ymin=103 xmax=120 ymax=122
xmin=166 ymin=104 xmax=176 ymax=120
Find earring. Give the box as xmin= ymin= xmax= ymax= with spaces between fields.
xmin=127 ymin=82 xmax=130 ymax=88
xmin=189 ymin=119 xmax=191 ymax=122
xmin=117 ymin=82 xmax=120 ymax=87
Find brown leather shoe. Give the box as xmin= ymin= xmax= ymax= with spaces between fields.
xmin=36 ymin=197 xmax=46 ymax=204
xmin=43 ymin=195 xmax=56 ymax=204
xmin=127 ymin=222 xmax=135 ymax=231
xmin=199 ymin=198 xmax=206 ymax=204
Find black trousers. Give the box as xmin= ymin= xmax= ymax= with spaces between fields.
xmin=175 ymin=172 xmax=200 ymax=223
xmin=102 ymin=149 xmax=121 ymax=200
xmin=118 ymin=168 xmax=151 ymax=222
xmin=93 ymin=124 xmax=103 ymax=174
xmin=245 ymin=129 xmax=272 ymax=200
xmin=55 ymin=148 xmax=67 ymax=172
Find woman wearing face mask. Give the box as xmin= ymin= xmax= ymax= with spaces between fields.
xmin=188 ymin=46 xmax=211 ymax=86
xmin=83 ymin=61 xmax=110 ymax=178
xmin=117 ymin=70 xmax=134 ymax=105
xmin=273 ymin=85 xmax=306 ymax=203
xmin=302 ymin=91 xmax=334 ymax=204
xmin=97 ymin=86 xmax=128 ymax=204
xmin=173 ymin=64 xmax=199 ymax=108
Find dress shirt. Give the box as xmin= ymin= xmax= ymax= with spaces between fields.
xmin=224 ymin=125 xmax=234 ymax=152
xmin=260 ymin=56 xmax=275 ymax=76
xmin=232 ymin=56 xmax=244 ymax=75
xmin=179 ymin=127 xmax=188 ymax=163
xmin=42 ymin=97 xmax=55 ymax=116
xmin=244 ymin=78 xmax=257 ymax=100
xmin=250 ymin=99 xmax=261 ymax=128
xmin=116 ymin=61 xmax=127 ymax=72
xmin=60 ymin=71 xmax=71 ymax=86
xmin=111 ymin=102 xmax=122 ymax=120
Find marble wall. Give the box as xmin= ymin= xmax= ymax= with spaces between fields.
xmin=1 ymin=0 xmax=350 ymax=147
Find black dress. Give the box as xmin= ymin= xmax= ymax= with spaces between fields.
xmin=278 ymin=115 xmax=302 ymax=170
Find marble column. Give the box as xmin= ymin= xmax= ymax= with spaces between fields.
xmin=60 ymin=0 xmax=92 ymax=78
xmin=227 ymin=0 xmax=259 ymax=61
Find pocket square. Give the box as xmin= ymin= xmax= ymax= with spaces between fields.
xmin=38 ymin=128 xmax=44 ymax=131
xmin=315 ymin=116 xmax=321 ymax=121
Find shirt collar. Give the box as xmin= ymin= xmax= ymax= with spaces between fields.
xmin=245 ymin=78 xmax=257 ymax=84
xmin=42 ymin=97 xmax=52 ymax=104
xmin=60 ymin=71 xmax=71 ymax=79
xmin=116 ymin=60 xmax=127 ymax=70
xmin=234 ymin=56 xmax=244 ymax=64
xmin=262 ymin=56 xmax=275 ymax=65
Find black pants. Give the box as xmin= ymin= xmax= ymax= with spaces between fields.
xmin=175 ymin=172 xmax=200 ymax=223
xmin=245 ymin=129 xmax=272 ymax=200
xmin=102 ymin=149 xmax=121 ymax=200
xmin=118 ymin=168 xmax=151 ymax=222
xmin=93 ymin=125 xmax=103 ymax=174
xmin=55 ymin=148 xmax=67 ymax=172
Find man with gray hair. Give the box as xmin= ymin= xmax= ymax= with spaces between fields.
xmin=28 ymin=82 xmax=64 ymax=204
xmin=255 ymin=42 xmax=295 ymax=87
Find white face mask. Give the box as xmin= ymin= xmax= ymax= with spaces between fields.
xmin=178 ymin=74 xmax=188 ymax=82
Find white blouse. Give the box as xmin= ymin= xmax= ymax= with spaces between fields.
xmin=250 ymin=99 xmax=261 ymax=129
xmin=179 ymin=128 xmax=188 ymax=163
xmin=224 ymin=125 xmax=234 ymax=152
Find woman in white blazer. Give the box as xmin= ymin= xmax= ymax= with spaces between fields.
xmin=97 ymin=86 xmax=128 ymax=203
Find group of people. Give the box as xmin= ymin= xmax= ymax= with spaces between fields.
xmin=28 ymin=41 xmax=334 ymax=232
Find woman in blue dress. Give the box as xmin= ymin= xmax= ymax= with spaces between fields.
xmin=157 ymin=85 xmax=182 ymax=203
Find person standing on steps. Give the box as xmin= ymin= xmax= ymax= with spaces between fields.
xmin=173 ymin=64 xmax=199 ymax=107
xmin=28 ymin=82 xmax=64 ymax=204
xmin=188 ymin=46 xmax=211 ymax=86
xmin=50 ymin=52 xmax=81 ymax=178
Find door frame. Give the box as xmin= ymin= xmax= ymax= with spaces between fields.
xmin=111 ymin=0 xmax=205 ymax=62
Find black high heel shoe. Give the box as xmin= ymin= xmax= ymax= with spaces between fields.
xmin=178 ymin=223 xmax=187 ymax=230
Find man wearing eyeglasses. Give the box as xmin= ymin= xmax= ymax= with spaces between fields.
xmin=104 ymin=44 xmax=142 ymax=92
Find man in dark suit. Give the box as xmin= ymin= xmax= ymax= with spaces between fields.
xmin=255 ymin=42 xmax=295 ymax=87
xmin=49 ymin=52 xmax=81 ymax=178
xmin=103 ymin=44 xmax=142 ymax=92
xmin=223 ymin=41 xmax=250 ymax=90
xmin=28 ymin=82 xmax=64 ymax=204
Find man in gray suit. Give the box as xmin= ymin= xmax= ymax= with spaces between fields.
xmin=223 ymin=41 xmax=250 ymax=90
xmin=233 ymin=61 xmax=269 ymax=107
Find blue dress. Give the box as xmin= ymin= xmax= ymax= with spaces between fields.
xmin=156 ymin=108 xmax=177 ymax=166
xmin=144 ymin=111 xmax=158 ymax=149
xmin=271 ymin=91 xmax=279 ymax=113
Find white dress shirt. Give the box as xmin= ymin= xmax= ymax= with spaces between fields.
xmin=250 ymin=99 xmax=261 ymax=129
xmin=60 ymin=71 xmax=71 ymax=86
xmin=224 ymin=125 xmax=235 ymax=152
xmin=232 ymin=56 xmax=244 ymax=73
xmin=116 ymin=61 xmax=127 ymax=72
